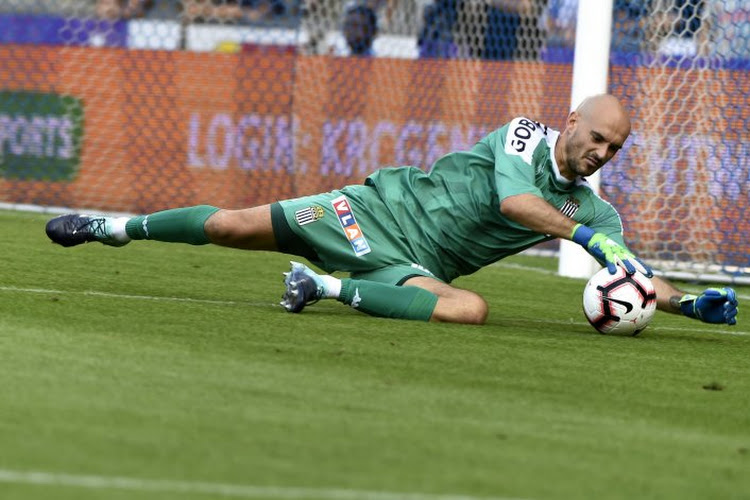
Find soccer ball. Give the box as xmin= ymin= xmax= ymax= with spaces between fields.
xmin=582 ymin=267 xmax=657 ymax=336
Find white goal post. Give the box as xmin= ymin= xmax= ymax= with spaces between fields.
xmin=557 ymin=0 xmax=614 ymax=280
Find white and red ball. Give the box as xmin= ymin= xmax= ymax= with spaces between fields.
xmin=583 ymin=267 xmax=657 ymax=336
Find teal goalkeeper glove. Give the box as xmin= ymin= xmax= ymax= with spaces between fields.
xmin=680 ymin=287 xmax=738 ymax=325
xmin=571 ymin=224 xmax=653 ymax=277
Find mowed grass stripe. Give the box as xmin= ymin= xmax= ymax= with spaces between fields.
xmin=3 ymin=210 xmax=750 ymax=500
xmin=0 ymin=469 xmax=527 ymax=500
xmin=2 ymin=285 xmax=747 ymax=337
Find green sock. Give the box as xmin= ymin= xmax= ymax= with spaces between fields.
xmin=338 ymin=279 xmax=438 ymax=321
xmin=125 ymin=205 xmax=219 ymax=245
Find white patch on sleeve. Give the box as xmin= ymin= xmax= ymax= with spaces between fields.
xmin=503 ymin=117 xmax=548 ymax=165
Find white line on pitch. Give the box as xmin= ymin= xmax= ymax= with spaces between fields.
xmin=0 ymin=469 xmax=523 ymax=500
xmin=493 ymin=261 xmax=558 ymax=276
xmin=0 ymin=285 xmax=274 ymax=308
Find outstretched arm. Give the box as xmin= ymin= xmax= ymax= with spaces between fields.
xmin=500 ymin=193 xmax=651 ymax=276
xmin=652 ymin=276 xmax=687 ymax=313
xmin=500 ymin=193 xmax=577 ymax=238
xmin=653 ymin=276 xmax=738 ymax=325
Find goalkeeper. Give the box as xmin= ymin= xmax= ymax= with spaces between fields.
xmin=45 ymin=94 xmax=738 ymax=326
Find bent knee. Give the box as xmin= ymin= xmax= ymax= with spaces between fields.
xmin=433 ymin=291 xmax=489 ymax=325
xmin=462 ymin=294 xmax=489 ymax=324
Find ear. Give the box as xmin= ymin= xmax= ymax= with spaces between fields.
xmin=563 ymin=111 xmax=580 ymax=136
xmin=567 ymin=110 xmax=579 ymax=127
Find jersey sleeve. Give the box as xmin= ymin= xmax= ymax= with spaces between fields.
xmin=490 ymin=117 xmax=549 ymax=202
xmin=578 ymin=188 xmax=634 ymax=253
xmin=575 ymin=194 xmax=635 ymax=269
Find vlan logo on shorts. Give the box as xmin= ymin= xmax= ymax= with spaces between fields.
xmin=331 ymin=195 xmax=371 ymax=256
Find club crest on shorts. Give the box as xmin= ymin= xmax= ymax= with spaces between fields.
xmin=294 ymin=206 xmax=324 ymax=226
xmin=331 ymin=194 xmax=371 ymax=256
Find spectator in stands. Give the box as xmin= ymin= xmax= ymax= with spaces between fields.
xmin=480 ymin=0 xmax=546 ymax=60
xmin=96 ymin=0 xmax=153 ymax=19
xmin=182 ymin=0 xmax=288 ymax=24
xmin=417 ymin=0 xmax=462 ymax=58
xmin=341 ymin=2 xmax=378 ymax=56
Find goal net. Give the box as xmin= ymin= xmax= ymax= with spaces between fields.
xmin=606 ymin=0 xmax=750 ymax=282
xmin=0 ymin=0 xmax=747 ymax=282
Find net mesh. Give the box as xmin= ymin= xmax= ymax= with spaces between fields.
xmin=0 ymin=0 xmax=747 ymax=279
xmin=606 ymin=0 xmax=750 ymax=278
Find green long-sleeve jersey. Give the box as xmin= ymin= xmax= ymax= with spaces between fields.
xmin=365 ymin=117 xmax=626 ymax=282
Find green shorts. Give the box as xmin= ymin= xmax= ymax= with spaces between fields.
xmin=272 ymin=185 xmax=442 ymax=286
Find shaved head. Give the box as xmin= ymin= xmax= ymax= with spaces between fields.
xmin=556 ymin=94 xmax=632 ymax=180
xmin=575 ymin=93 xmax=631 ymax=137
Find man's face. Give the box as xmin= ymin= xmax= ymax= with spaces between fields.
xmin=561 ymin=111 xmax=629 ymax=179
xmin=343 ymin=11 xmax=376 ymax=55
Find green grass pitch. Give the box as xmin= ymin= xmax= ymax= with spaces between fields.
xmin=1 ymin=209 xmax=749 ymax=500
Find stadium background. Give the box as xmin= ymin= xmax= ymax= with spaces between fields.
xmin=0 ymin=0 xmax=748 ymax=278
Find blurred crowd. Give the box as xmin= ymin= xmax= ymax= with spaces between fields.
xmin=414 ymin=0 xmax=750 ymax=62
xmin=0 ymin=0 xmax=302 ymax=25
xmin=0 ymin=0 xmax=746 ymax=61
xmin=414 ymin=0 xmax=719 ymax=60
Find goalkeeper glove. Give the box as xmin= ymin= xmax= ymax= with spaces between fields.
xmin=680 ymin=287 xmax=738 ymax=325
xmin=571 ymin=224 xmax=653 ymax=277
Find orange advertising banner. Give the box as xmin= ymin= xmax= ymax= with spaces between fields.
xmin=0 ymin=45 xmax=572 ymax=213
